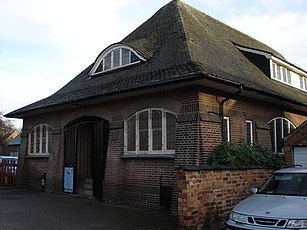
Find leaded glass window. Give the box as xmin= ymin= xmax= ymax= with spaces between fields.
xmin=28 ymin=124 xmax=51 ymax=155
xmin=125 ymin=108 xmax=176 ymax=154
xmin=91 ymin=45 xmax=145 ymax=75
xmin=269 ymin=118 xmax=295 ymax=153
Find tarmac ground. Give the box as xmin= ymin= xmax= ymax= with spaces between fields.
xmin=0 ymin=188 xmax=178 ymax=230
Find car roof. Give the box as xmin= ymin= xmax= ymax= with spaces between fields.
xmin=275 ymin=166 xmax=307 ymax=174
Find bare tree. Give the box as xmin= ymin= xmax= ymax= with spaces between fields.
xmin=0 ymin=110 xmax=16 ymax=149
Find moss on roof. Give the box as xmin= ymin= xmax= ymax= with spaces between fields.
xmin=7 ymin=0 xmax=306 ymax=118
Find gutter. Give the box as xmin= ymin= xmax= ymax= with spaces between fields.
xmin=5 ymin=71 xmax=204 ymax=119
xmin=219 ymin=85 xmax=243 ymax=142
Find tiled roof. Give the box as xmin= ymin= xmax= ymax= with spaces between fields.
xmin=7 ymin=133 xmax=21 ymax=146
xmin=7 ymin=0 xmax=307 ymax=118
xmin=284 ymin=120 xmax=307 ymax=143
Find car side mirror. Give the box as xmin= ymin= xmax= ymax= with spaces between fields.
xmin=250 ymin=188 xmax=258 ymax=194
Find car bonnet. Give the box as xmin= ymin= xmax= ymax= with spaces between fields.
xmin=233 ymin=194 xmax=307 ymax=219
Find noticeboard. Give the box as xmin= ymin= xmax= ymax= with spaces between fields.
xmin=64 ymin=167 xmax=74 ymax=193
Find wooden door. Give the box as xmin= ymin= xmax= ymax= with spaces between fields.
xmin=64 ymin=117 xmax=109 ymax=198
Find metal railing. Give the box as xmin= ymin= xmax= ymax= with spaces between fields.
xmin=0 ymin=159 xmax=18 ymax=186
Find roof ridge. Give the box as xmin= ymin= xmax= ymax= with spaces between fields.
xmin=177 ymin=0 xmax=284 ymax=60
xmin=173 ymin=0 xmax=193 ymax=63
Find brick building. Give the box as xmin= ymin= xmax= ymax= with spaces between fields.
xmin=0 ymin=133 xmax=20 ymax=157
xmin=284 ymin=121 xmax=307 ymax=166
xmin=6 ymin=0 xmax=307 ymax=212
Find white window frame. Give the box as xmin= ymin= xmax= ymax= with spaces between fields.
xmin=299 ymin=75 xmax=307 ymax=91
xmin=270 ymin=61 xmax=292 ymax=85
xmin=269 ymin=117 xmax=295 ymax=153
xmin=270 ymin=57 xmax=307 ymax=92
xmin=89 ymin=44 xmax=146 ymax=76
xmin=246 ymin=120 xmax=253 ymax=145
xmin=28 ymin=124 xmax=51 ymax=156
xmin=300 ymin=76 xmax=304 ymax=89
xmin=124 ymin=108 xmax=176 ymax=154
xmin=224 ymin=116 xmax=230 ymax=142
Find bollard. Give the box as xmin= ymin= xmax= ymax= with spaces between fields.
xmin=41 ymin=171 xmax=47 ymax=192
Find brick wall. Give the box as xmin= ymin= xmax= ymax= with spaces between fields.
xmin=199 ymin=121 xmax=221 ymax=165
xmin=175 ymin=121 xmax=200 ymax=166
xmin=16 ymin=86 xmax=306 ymax=214
xmin=122 ymin=159 xmax=174 ymax=209
xmin=103 ymin=127 xmax=124 ymax=204
xmin=177 ymin=166 xmax=273 ymax=229
xmin=22 ymin=158 xmax=49 ymax=190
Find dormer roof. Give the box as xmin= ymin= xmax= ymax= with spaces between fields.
xmin=6 ymin=0 xmax=307 ymax=118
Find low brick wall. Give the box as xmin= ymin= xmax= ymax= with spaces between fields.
xmin=20 ymin=157 xmax=49 ymax=191
xmin=177 ymin=166 xmax=273 ymax=229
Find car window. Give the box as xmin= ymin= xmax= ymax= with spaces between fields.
xmin=258 ymin=173 xmax=307 ymax=196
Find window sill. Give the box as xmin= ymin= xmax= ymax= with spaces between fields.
xmin=26 ymin=155 xmax=50 ymax=159
xmin=121 ymin=153 xmax=175 ymax=159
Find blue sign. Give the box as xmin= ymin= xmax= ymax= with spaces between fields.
xmin=64 ymin=167 xmax=74 ymax=193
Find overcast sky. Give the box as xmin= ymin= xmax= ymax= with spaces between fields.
xmin=1 ymin=0 xmax=306 ymax=128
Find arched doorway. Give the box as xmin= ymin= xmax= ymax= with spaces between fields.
xmin=64 ymin=117 xmax=109 ymax=199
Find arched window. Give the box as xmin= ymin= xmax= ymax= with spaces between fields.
xmin=124 ymin=108 xmax=176 ymax=154
xmin=28 ymin=124 xmax=51 ymax=155
xmin=89 ymin=44 xmax=146 ymax=75
xmin=269 ymin=117 xmax=295 ymax=153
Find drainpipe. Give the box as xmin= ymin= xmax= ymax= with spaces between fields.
xmin=219 ymin=85 xmax=243 ymax=142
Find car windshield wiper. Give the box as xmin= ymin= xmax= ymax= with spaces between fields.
xmin=258 ymin=191 xmax=306 ymax=196
xmin=257 ymin=190 xmax=275 ymax=194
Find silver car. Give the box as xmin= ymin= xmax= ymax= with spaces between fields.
xmin=227 ymin=166 xmax=307 ymax=230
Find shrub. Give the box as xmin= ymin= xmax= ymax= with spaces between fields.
xmin=209 ymin=140 xmax=284 ymax=168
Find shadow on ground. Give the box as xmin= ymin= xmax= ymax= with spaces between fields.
xmin=0 ymin=188 xmax=178 ymax=230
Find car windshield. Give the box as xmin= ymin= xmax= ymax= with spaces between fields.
xmin=258 ymin=173 xmax=307 ymax=196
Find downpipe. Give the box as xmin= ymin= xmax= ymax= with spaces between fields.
xmin=219 ymin=85 xmax=243 ymax=142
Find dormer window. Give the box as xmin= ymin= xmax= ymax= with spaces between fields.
xmin=90 ymin=44 xmax=146 ymax=75
xmin=235 ymin=45 xmax=307 ymax=93
xmin=271 ymin=62 xmax=291 ymax=84
xmin=270 ymin=57 xmax=307 ymax=92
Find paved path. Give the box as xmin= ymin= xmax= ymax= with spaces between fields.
xmin=0 ymin=189 xmax=177 ymax=230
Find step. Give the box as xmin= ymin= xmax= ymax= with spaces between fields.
xmin=85 ymin=178 xmax=93 ymax=184
xmin=84 ymin=183 xmax=93 ymax=190
xmin=78 ymin=188 xmax=93 ymax=197
xmin=77 ymin=178 xmax=93 ymax=197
